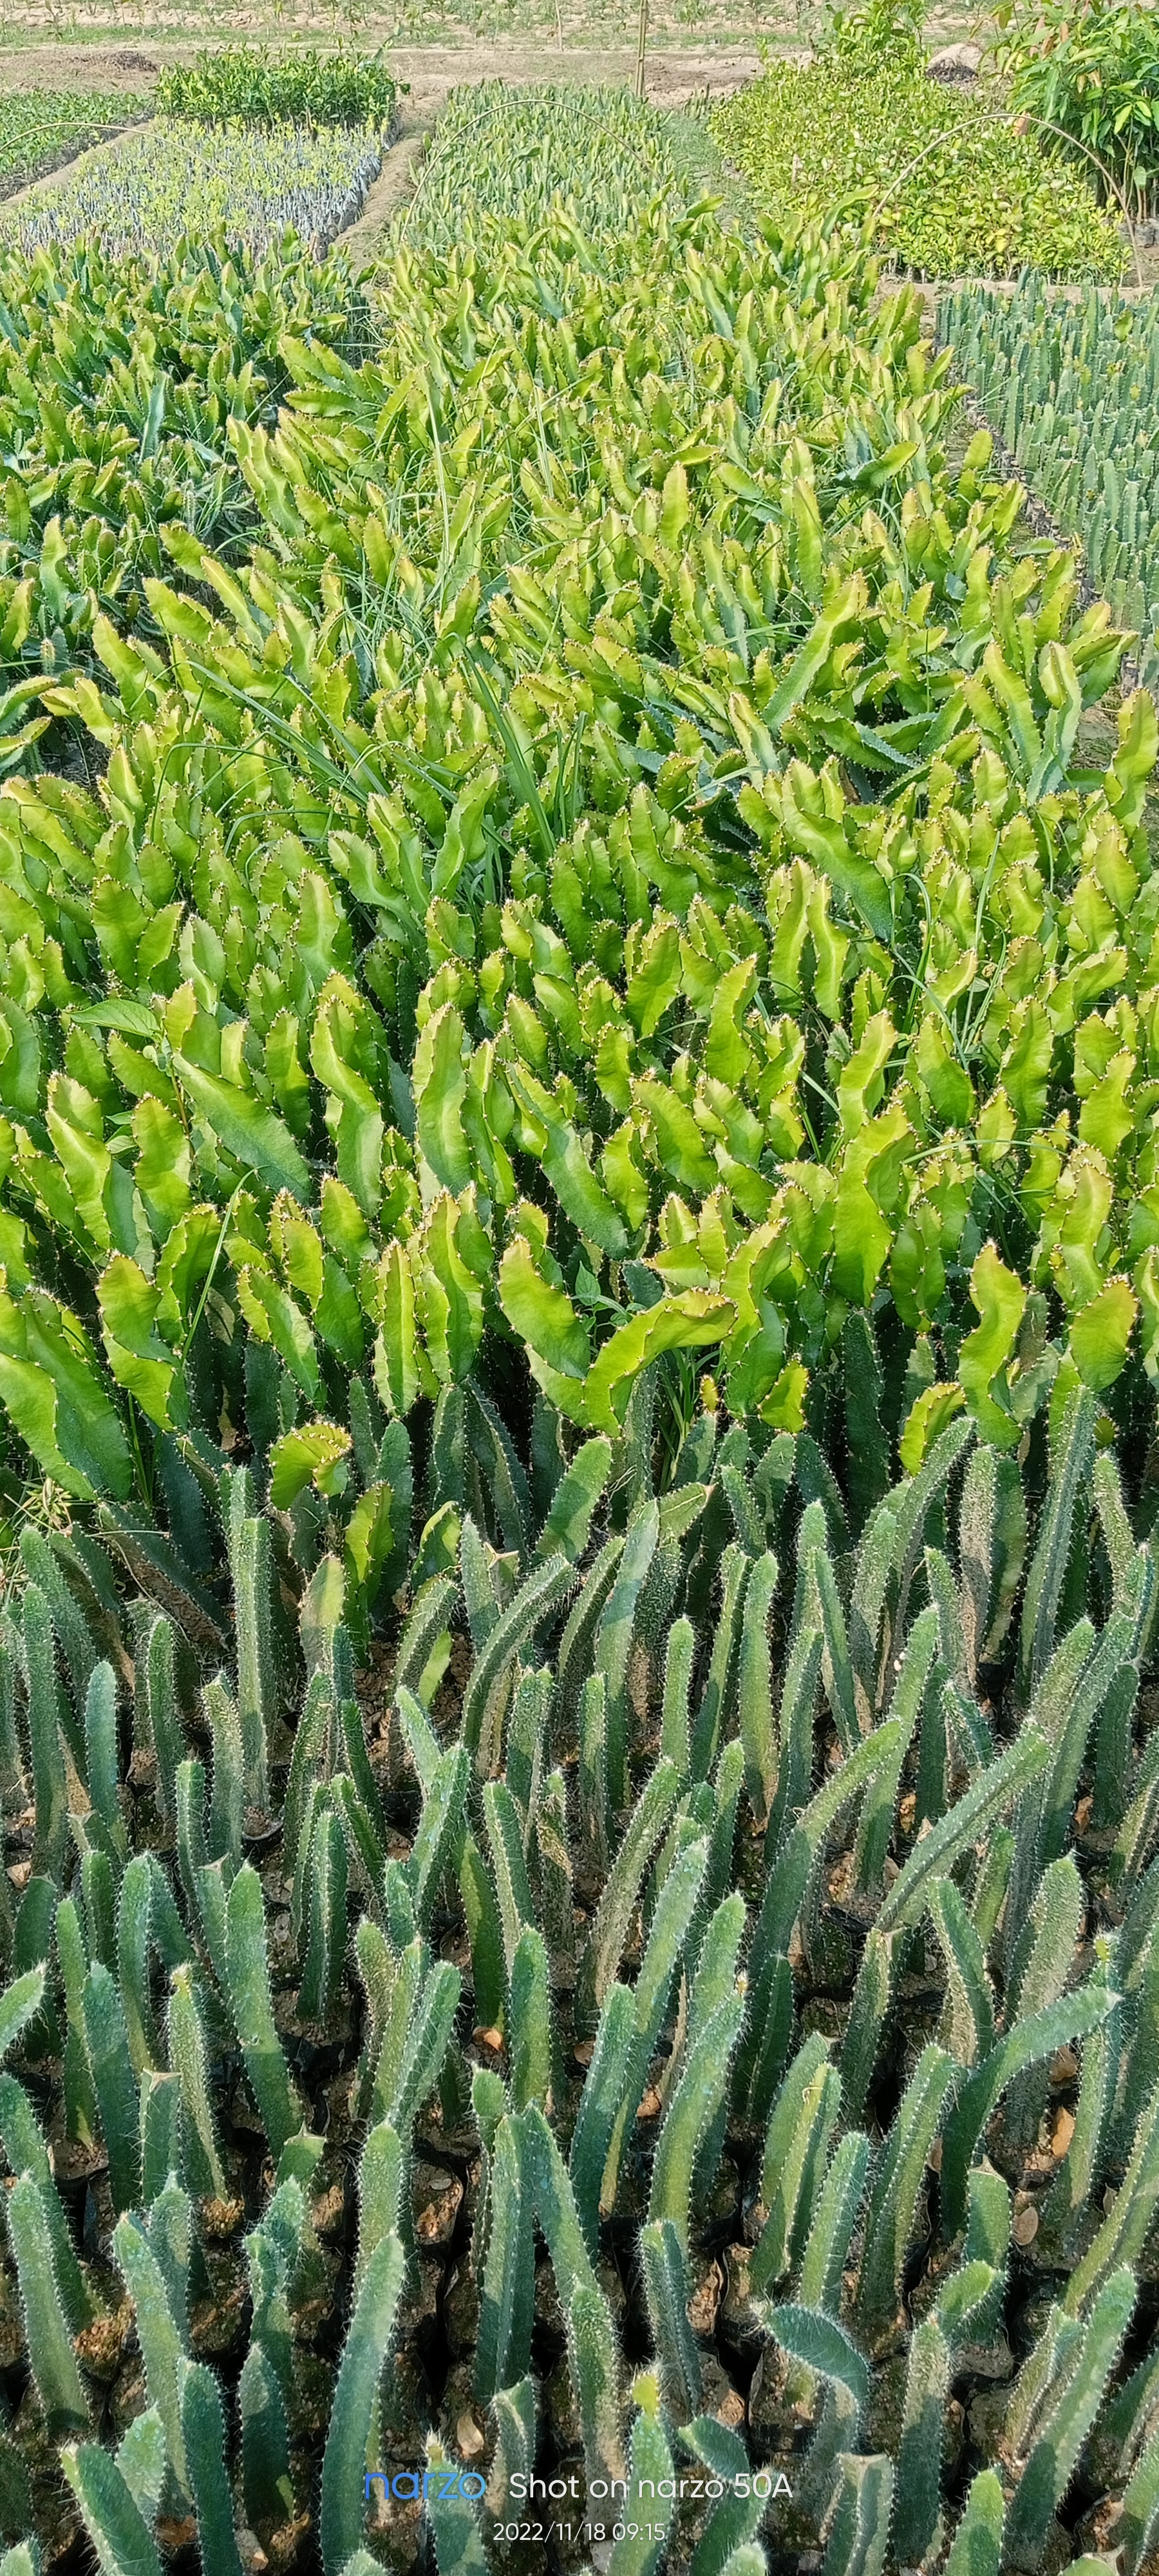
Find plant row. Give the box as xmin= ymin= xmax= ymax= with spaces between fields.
xmin=0 ymin=140 xmax=1156 ymax=1554
xmin=711 ymin=0 xmax=1125 ymax=283
xmin=0 ymin=88 xmax=146 ymax=202
xmin=400 ymin=81 xmax=706 ymax=251
xmin=0 ymin=82 xmax=1155 ymax=2570
xmin=942 ymin=274 xmax=1159 ymax=689
xmin=0 ymin=117 xmax=388 ymax=265
xmin=0 ymin=227 xmax=372 ymax=701
xmin=156 ymin=45 xmax=399 ymax=133
xmin=1 ymin=1377 xmax=1158 ymax=2576
xmin=992 ymin=0 xmax=1159 ymax=227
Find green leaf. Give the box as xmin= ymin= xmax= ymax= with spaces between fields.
xmin=498 ymin=1235 xmax=591 ymax=1379
xmin=958 ymin=1242 xmax=1026 ymax=1448
xmin=413 ymin=1001 xmax=471 ymax=1194
xmin=269 ymin=1419 xmax=352 ymax=1508
xmin=0 ymin=1286 xmax=133 ymax=1501
xmin=898 ymin=1381 xmax=965 ymax=1475
xmin=174 ymin=1054 xmax=312 ymax=1202
xmin=582 ymin=1293 xmax=735 ymax=1435
xmin=1069 ymin=1274 xmax=1137 ymax=1392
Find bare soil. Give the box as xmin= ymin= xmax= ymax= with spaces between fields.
xmin=0 ymin=42 xmax=162 ymax=86
xmin=0 ymin=36 xmax=769 ymax=99
xmin=339 ymin=121 xmax=425 ymax=255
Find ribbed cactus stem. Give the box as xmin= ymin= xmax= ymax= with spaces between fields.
xmin=140 ymin=1613 xmax=182 ymax=1832
xmin=509 ymin=1924 xmax=552 ymax=2112
xmin=0 ymin=2076 xmax=92 ymax=2331
xmin=23 ymin=1585 xmax=67 ymax=1886
xmin=228 ymin=1485 xmax=276 ymax=1814
xmin=115 ymin=2405 xmax=167 ymax=2526
xmin=0 ymin=1613 xmax=26 ymax=1814
xmin=298 ymin=1799 xmax=348 ymax=2025
xmin=167 ymin=1965 xmax=226 ymax=2200
xmin=534 ymin=1767 xmax=574 ymax=1970
xmin=353 ymin=2118 xmax=404 ymax=2304
xmin=116 ymin=1853 xmax=160 ymax=2077
xmin=943 ymin=2468 xmax=1004 ymax=2576
xmin=318 ymin=2230 xmax=406 ymax=2576
xmin=487 ymin=2376 xmax=536 ymax=2519
xmin=894 ymin=2314 xmax=950 ymax=2566
xmin=639 ymin=2218 xmax=701 ymax=2423
xmin=81 ymin=1962 xmax=140 ymax=2215
xmin=476 ymin=2112 xmax=535 ymax=2403
xmin=61 ymin=2445 xmax=162 ymax=2576
xmin=205 ymin=1673 xmax=245 ymax=1869
xmin=240 ymin=2339 xmax=296 ymax=2533
xmin=179 ymin=2358 xmax=245 ymax=2576
xmin=570 ymin=1982 xmax=636 ymax=2255
xmin=225 ymin=1861 xmax=302 ymax=2158
xmin=113 ymin=2210 xmax=190 ymax=2506
xmin=575 ymin=1756 xmax=679 ymax=2036
xmin=6 ymin=2172 xmax=89 ymax=2436
xmin=83 ymin=1662 xmax=122 ymax=1848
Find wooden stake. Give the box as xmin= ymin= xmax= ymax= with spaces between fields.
xmin=635 ymin=0 xmax=649 ymax=99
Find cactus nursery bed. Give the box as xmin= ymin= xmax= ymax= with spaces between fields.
xmin=941 ymin=275 xmax=1159 ymax=696
xmin=0 ymin=117 xmax=389 ymax=262
xmin=0 ymin=89 xmax=147 ymax=203
xmin=1 ymin=62 xmax=1159 ymax=2576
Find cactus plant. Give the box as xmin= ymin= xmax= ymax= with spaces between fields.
xmin=319 ymin=2231 xmax=406 ymax=2574
xmin=0 ymin=125 xmax=1157 ymax=2562
xmin=6 ymin=2174 xmax=89 ymax=2436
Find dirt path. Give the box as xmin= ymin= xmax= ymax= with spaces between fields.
xmin=340 ymin=127 xmax=427 ymax=261
xmin=0 ymin=38 xmax=764 ymax=109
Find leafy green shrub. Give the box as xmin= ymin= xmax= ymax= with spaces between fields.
xmin=0 ymin=106 xmax=1157 ymax=1564
xmin=995 ymin=0 xmax=1159 ymax=223
xmin=943 ymin=274 xmax=1159 ymax=686
xmin=821 ymin=0 xmax=925 ymax=68
xmin=156 ymin=44 xmax=397 ymax=131
xmin=712 ymin=45 xmax=1126 ymax=278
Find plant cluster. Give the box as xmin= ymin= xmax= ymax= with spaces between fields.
xmin=0 ymin=78 xmax=1154 ymax=2576
xmin=400 ymin=80 xmax=694 ymax=247
xmin=711 ymin=48 xmax=1126 ymax=280
xmin=156 ymin=46 xmax=399 ymax=134
xmin=819 ymin=0 xmax=924 ymax=71
xmin=0 ymin=1306 xmax=1158 ymax=2576
xmin=0 ymin=118 xmax=386 ymax=264
xmin=0 ymin=142 xmax=1156 ymax=1534
xmin=0 ymin=231 xmax=371 ymax=699
xmin=993 ymin=0 xmax=1159 ymax=224
xmin=0 ymin=90 xmax=146 ymax=202
xmin=943 ymin=275 xmax=1159 ymax=690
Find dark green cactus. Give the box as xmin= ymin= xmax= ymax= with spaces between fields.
xmin=6 ymin=2173 xmax=89 ymax=2436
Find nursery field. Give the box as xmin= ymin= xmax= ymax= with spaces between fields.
xmin=0 ymin=86 xmax=146 ymax=196
xmin=942 ymin=278 xmax=1159 ymax=692
xmin=0 ymin=118 xmax=388 ymax=258
xmin=0 ymin=40 xmax=1158 ymax=2576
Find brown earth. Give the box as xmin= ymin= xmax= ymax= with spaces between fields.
xmin=339 ymin=122 xmax=426 ymax=255
xmin=0 ymin=37 xmax=769 ymax=100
